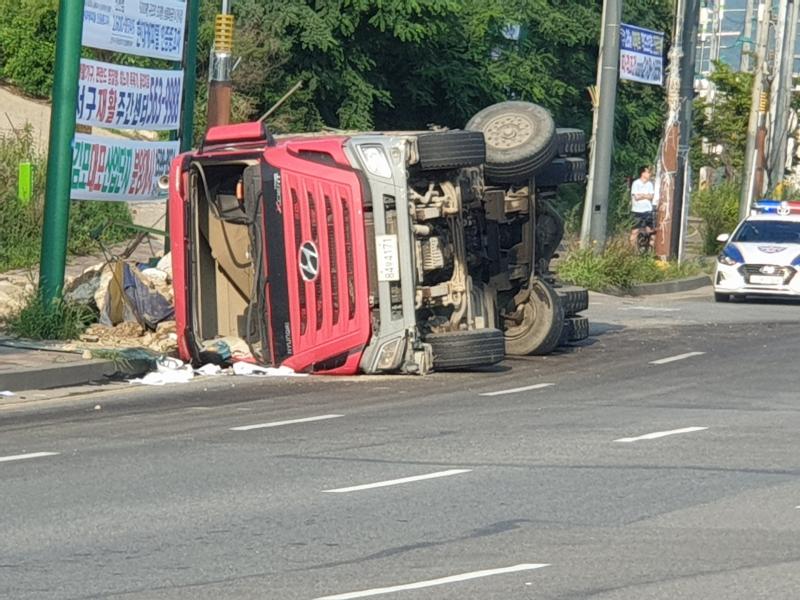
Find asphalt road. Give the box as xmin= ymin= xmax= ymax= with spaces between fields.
xmin=1 ymin=292 xmax=800 ymax=599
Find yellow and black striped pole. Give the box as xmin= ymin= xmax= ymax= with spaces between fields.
xmin=207 ymin=5 xmax=235 ymax=129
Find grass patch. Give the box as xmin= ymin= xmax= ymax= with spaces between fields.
xmin=558 ymin=239 xmax=703 ymax=292
xmin=5 ymin=294 xmax=95 ymax=340
xmin=0 ymin=126 xmax=133 ymax=272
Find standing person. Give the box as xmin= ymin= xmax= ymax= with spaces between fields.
xmin=629 ymin=166 xmax=656 ymax=248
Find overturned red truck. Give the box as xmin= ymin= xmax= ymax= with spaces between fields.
xmin=168 ymin=101 xmax=589 ymax=375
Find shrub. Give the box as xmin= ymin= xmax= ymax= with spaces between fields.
xmin=692 ymin=181 xmax=740 ymax=255
xmin=5 ymin=293 xmax=95 ymax=340
xmin=0 ymin=0 xmax=57 ymax=98
xmin=558 ymin=238 xmax=701 ymax=292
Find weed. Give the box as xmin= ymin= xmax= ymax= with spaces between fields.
xmin=4 ymin=293 xmax=95 ymax=340
xmin=558 ymin=238 xmax=702 ymax=292
xmin=692 ymin=182 xmax=740 ymax=255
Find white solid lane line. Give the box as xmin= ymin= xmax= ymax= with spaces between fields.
xmin=323 ymin=469 xmax=471 ymax=494
xmin=313 ymin=563 xmax=550 ymax=599
xmin=480 ymin=383 xmax=555 ymax=397
xmin=650 ymin=351 xmax=706 ymax=365
xmin=615 ymin=426 xmax=708 ymax=443
xmin=0 ymin=452 xmax=60 ymax=463
xmin=230 ymin=414 xmax=344 ymax=431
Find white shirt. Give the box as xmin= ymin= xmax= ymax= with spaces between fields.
xmin=631 ymin=178 xmax=656 ymax=213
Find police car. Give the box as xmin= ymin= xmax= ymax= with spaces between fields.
xmin=714 ymin=200 xmax=800 ymax=302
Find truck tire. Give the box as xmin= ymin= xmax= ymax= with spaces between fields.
xmin=560 ymin=316 xmax=590 ymax=345
xmin=535 ymin=158 xmax=587 ymax=188
xmin=556 ymin=128 xmax=587 ymax=156
xmin=503 ymin=278 xmax=564 ymax=356
xmin=416 ymin=130 xmax=486 ymax=171
xmin=466 ymin=101 xmax=557 ymax=184
xmin=555 ymin=285 xmax=589 ymax=316
xmin=426 ymin=328 xmax=505 ymax=371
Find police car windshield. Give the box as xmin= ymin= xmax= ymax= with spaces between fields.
xmin=733 ymin=220 xmax=800 ymax=244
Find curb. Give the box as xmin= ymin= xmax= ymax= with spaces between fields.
xmin=602 ymin=275 xmax=712 ymax=297
xmin=0 ymin=359 xmax=119 ymax=392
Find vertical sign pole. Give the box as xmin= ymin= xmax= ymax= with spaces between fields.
xmin=181 ymin=0 xmax=201 ymax=152
xmin=39 ymin=0 xmax=85 ymax=305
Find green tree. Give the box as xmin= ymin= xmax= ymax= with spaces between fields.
xmin=692 ymin=61 xmax=753 ymax=179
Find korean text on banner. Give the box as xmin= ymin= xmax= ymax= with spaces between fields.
xmin=78 ymin=59 xmax=183 ymax=131
xmin=71 ymin=135 xmax=179 ymax=202
xmin=620 ymin=24 xmax=665 ymax=86
xmin=83 ymin=0 xmax=186 ymax=61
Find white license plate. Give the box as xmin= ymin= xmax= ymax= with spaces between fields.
xmin=375 ymin=234 xmax=400 ymax=281
xmin=750 ymin=275 xmax=783 ymax=285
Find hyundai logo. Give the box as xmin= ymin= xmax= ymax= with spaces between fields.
xmin=299 ymin=241 xmax=320 ymax=282
xmin=760 ymin=265 xmax=778 ymax=275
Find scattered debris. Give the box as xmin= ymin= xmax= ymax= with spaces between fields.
xmin=0 ymin=390 xmax=14 ymax=397
xmin=195 ymin=363 xmax=223 ymax=377
xmin=232 ymin=362 xmax=304 ymax=377
xmin=130 ymin=356 xmax=194 ymax=386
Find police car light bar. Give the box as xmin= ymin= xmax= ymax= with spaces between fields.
xmin=751 ymin=200 xmax=800 ymax=215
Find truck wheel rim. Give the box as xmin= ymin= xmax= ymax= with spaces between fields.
xmin=483 ymin=115 xmax=534 ymax=149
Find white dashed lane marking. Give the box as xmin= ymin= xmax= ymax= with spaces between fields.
xmin=323 ymin=469 xmax=471 ymax=494
xmin=312 ymin=563 xmax=550 ymax=599
xmin=614 ymin=427 xmax=708 ymax=443
xmin=230 ymin=414 xmax=344 ymax=431
xmin=0 ymin=452 xmax=60 ymax=463
xmin=650 ymin=352 xmax=706 ymax=365
xmin=480 ymin=383 xmax=554 ymax=397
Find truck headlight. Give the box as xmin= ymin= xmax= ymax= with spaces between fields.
xmin=358 ymin=144 xmax=392 ymax=179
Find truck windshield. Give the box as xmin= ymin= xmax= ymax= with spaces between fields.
xmin=733 ymin=220 xmax=800 ymax=244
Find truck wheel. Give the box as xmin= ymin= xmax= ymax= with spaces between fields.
xmin=416 ymin=130 xmax=486 ymax=171
xmin=555 ymin=128 xmax=587 ymax=156
xmin=426 ymin=328 xmax=505 ymax=371
xmin=535 ymin=158 xmax=587 ymax=188
xmin=714 ymin=292 xmax=730 ymax=302
xmin=466 ymin=101 xmax=557 ymax=184
xmin=560 ymin=316 xmax=590 ymax=345
xmin=555 ymin=285 xmax=589 ymax=316
xmin=503 ymin=279 xmax=564 ymax=356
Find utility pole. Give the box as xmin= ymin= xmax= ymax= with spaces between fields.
xmin=768 ymin=0 xmax=800 ymax=188
xmin=740 ymin=0 xmax=772 ymax=219
xmin=655 ymin=0 xmax=684 ymax=259
xmin=39 ymin=0 xmax=84 ymax=305
xmin=580 ymin=85 xmax=601 ymax=248
xmin=670 ymin=0 xmax=701 ymax=259
xmin=581 ymin=0 xmax=621 ymax=251
xmin=207 ymin=1 xmax=234 ymax=129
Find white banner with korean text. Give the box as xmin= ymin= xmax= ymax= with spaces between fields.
xmin=77 ymin=59 xmax=183 ymax=131
xmin=71 ymin=134 xmax=179 ymax=201
xmin=82 ymin=0 xmax=186 ymax=61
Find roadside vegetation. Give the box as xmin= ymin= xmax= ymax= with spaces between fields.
xmin=0 ymin=128 xmax=132 ymax=272
xmin=4 ymin=293 xmax=94 ymax=340
xmin=692 ymin=181 xmax=740 ymax=255
xmin=558 ymin=240 xmax=703 ymax=293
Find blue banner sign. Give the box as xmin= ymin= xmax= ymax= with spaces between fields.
xmin=620 ymin=24 xmax=665 ymax=86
